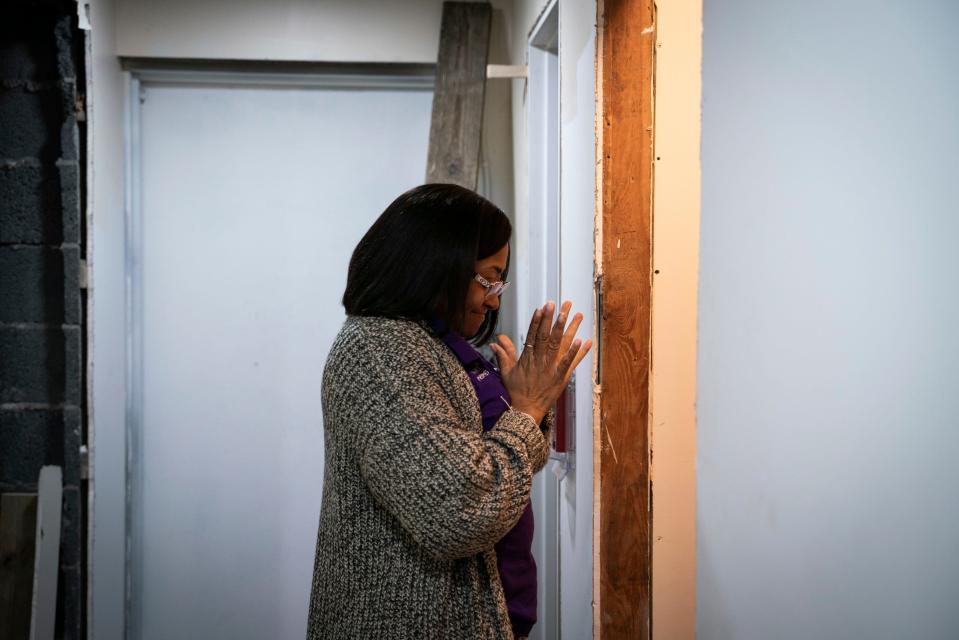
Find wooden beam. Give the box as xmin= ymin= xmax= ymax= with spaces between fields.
xmin=597 ymin=0 xmax=657 ymax=638
xmin=425 ymin=1 xmax=491 ymax=189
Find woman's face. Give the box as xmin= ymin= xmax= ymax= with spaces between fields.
xmin=455 ymin=243 xmax=510 ymax=338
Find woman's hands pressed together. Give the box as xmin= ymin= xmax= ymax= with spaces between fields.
xmin=489 ymin=301 xmax=592 ymax=425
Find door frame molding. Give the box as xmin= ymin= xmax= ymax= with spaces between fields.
xmin=525 ymin=3 xmax=563 ymax=637
xmin=120 ymin=57 xmax=436 ymax=90
xmin=593 ymin=1 xmax=701 ymax=637
xmin=593 ymin=0 xmax=657 ymax=637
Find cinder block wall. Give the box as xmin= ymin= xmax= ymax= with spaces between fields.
xmin=0 ymin=1 xmax=84 ymax=636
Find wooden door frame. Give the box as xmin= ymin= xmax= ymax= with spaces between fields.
xmin=594 ymin=0 xmax=656 ymax=637
xmin=594 ymin=1 xmax=701 ymax=638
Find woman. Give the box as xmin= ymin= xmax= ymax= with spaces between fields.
xmin=307 ymin=184 xmax=591 ymax=639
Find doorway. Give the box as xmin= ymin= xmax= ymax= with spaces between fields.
xmin=123 ymin=64 xmax=433 ymax=639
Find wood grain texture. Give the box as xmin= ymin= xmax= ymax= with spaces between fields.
xmin=598 ymin=0 xmax=656 ymax=638
xmin=425 ymin=1 xmax=491 ymax=189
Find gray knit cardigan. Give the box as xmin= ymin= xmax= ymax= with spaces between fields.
xmin=306 ymin=316 xmax=552 ymax=640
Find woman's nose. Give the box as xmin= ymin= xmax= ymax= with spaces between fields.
xmin=484 ymin=294 xmax=500 ymax=311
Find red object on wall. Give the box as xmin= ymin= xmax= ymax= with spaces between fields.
xmin=554 ymin=385 xmax=569 ymax=453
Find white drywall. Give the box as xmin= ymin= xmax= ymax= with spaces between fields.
xmin=699 ymin=1 xmax=959 ymax=637
xmin=116 ymin=0 xmax=445 ymax=62
xmin=88 ymin=0 xmax=128 ymax=637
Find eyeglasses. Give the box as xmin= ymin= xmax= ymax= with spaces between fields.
xmin=473 ymin=273 xmax=510 ymax=299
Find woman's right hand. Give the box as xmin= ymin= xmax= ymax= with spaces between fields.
xmin=490 ymin=300 xmax=592 ymax=425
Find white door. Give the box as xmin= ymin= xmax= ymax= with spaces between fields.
xmin=525 ymin=3 xmax=562 ymax=639
xmin=129 ymin=70 xmax=432 ymax=639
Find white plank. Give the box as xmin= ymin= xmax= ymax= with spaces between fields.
xmin=30 ymin=466 xmax=62 ymax=640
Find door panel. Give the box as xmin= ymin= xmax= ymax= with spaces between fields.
xmin=135 ymin=77 xmax=431 ymax=639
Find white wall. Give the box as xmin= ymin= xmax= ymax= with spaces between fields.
xmin=699 ymin=1 xmax=959 ymax=638
xmin=88 ymin=0 xmax=128 ymax=637
xmin=116 ymin=0 xmax=444 ymax=62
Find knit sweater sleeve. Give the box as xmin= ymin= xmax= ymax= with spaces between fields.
xmin=354 ymin=329 xmax=550 ymax=562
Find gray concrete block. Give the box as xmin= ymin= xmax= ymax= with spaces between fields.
xmin=57 ymin=77 xmax=76 ymax=114
xmin=1 ymin=9 xmax=83 ymax=638
xmin=61 ymin=406 xmax=80 ymax=486
xmin=0 ymin=164 xmax=62 ymax=243
xmin=0 ymin=34 xmax=58 ymax=84
xmin=54 ymin=15 xmax=75 ymax=81
xmin=0 ymin=245 xmax=64 ymax=323
xmin=58 ymin=486 xmax=80 ymax=567
xmin=59 ymin=562 xmax=83 ymax=640
xmin=0 ymin=408 xmax=64 ymax=486
xmin=59 ymin=113 xmax=78 ymax=161
xmin=0 ymin=3 xmax=61 ymax=83
xmin=0 ymin=88 xmax=60 ymax=161
xmin=0 ymin=326 xmax=65 ymax=403
xmin=62 ymin=244 xmax=80 ymax=324
xmin=57 ymin=160 xmax=79 ymax=244
xmin=63 ymin=325 xmax=81 ymax=405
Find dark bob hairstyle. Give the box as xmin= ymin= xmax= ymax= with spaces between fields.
xmin=343 ymin=183 xmax=512 ymax=345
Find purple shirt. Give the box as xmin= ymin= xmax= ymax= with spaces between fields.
xmin=431 ymin=320 xmax=537 ymax=638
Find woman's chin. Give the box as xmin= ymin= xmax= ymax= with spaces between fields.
xmin=452 ymin=312 xmax=487 ymax=338
xmin=461 ymin=321 xmax=483 ymax=338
